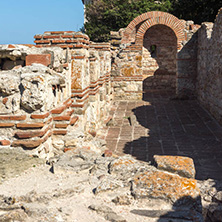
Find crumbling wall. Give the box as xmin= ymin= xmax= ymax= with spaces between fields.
xmin=197 ymin=9 xmax=222 ymax=124
xmin=0 ymin=32 xmax=112 ymax=158
xmin=0 ymin=44 xmax=73 ymax=158
xmin=111 ymin=38 xmax=143 ymax=100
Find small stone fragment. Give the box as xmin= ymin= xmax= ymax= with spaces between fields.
xmin=203 ymin=195 xmax=212 ymax=202
xmin=209 ymin=187 xmax=217 ymax=197
xmin=214 ymin=191 xmax=222 ymax=202
xmin=112 ymin=195 xmax=132 ymax=205
xmin=103 ymin=150 xmax=113 ymax=157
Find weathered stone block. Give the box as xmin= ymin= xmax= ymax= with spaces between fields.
xmin=154 ymin=155 xmax=196 ymax=178
xmin=131 ymin=170 xmax=200 ymax=204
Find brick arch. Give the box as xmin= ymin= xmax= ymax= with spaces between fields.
xmin=122 ymin=11 xmax=185 ymax=49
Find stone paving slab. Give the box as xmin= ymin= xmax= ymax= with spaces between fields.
xmin=104 ymin=91 xmax=222 ymax=180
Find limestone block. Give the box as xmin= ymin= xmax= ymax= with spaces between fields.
xmin=0 ymin=73 xmax=20 ymax=96
xmin=154 ymin=155 xmax=196 ymax=179
xmin=108 ymin=155 xmax=154 ymax=178
xmin=0 ymin=94 xmax=20 ymax=114
xmin=131 ymin=170 xmax=200 ymax=204
xmin=94 ymin=178 xmax=123 ymax=194
xmin=20 ymin=74 xmax=47 ymax=112
xmin=125 ymin=82 xmax=141 ymax=92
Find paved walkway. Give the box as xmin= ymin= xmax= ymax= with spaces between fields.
xmin=103 ymin=91 xmax=222 ymax=180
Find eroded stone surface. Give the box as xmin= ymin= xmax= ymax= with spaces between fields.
xmin=154 ymin=155 xmax=196 ymax=179
xmin=0 ymin=73 xmax=20 ymax=96
xmin=108 ymin=155 xmax=138 ymax=175
xmin=131 ymin=170 xmax=200 ymax=204
xmin=94 ymin=177 xmax=123 ymax=194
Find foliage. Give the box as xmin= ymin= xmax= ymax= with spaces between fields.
xmin=171 ymin=0 xmax=222 ymax=24
xmin=84 ymin=0 xmax=172 ymax=42
xmin=84 ymin=0 xmax=222 ymax=42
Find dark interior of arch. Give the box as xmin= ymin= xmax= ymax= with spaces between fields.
xmin=142 ymin=24 xmax=177 ymax=92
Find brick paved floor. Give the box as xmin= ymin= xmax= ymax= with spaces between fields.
xmin=104 ymin=91 xmax=222 ymax=180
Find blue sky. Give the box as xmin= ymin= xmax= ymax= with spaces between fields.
xmin=0 ymin=0 xmax=84 ymax=44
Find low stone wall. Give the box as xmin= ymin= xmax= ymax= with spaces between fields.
xmin=0 ymin=33 xmax=112 ymax=158
xmin=197 ymin=9 xmax=222 ymax=124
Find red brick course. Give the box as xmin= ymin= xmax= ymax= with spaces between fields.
xmin=70 ymin=116 xmax=78 ymax=125
xmin=55 ymin=123 xmax=69 ymax=128
xmin=0 ymin=123 xmax=15 ymax=128
xmin=15 ymin=125 xmax=51 ymax=139
xmin=0 ymin=140 xmax=11 ymax=146
xmin=34 ymin=40 xmax=50 ymax=44
xmin=53 ymin=116 xmax=71 ymax=121
xmin=12 ymin=139 xmax=42 ymax=148
xmin=51 ymin=105 xmax=67 ymax=114
xmin=43 ymin=35 xmax=61 ymax=39
xmin=52 ymin=39 xmax=66 ymax=44
xmin=53 ymin=129 xmax=67 ymax=135
xmin=16 ymin=123 xmax=44 ymax=129
xmin=26 ymin=54 xmax=51 ymax=67
xmin=0 ymin=115 xmax=26 ymax=121
xmin=31 ymin=113 xmax=50 ymax=119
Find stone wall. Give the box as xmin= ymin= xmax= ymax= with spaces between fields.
xmin=111 ymin=41 xmax=143 ymax=100
xmin=0 ymin=32 xmax=112 ymax=158
xmin=197 ymin=9 xmax=222 ymax=124
xmin=177 ymin=21 xmax=200 ymax=97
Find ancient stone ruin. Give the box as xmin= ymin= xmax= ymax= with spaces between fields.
xmin=1 ymin=10 xmax=222 ymax=155
xmin=0 ymin=8 xmax=222 ymax=222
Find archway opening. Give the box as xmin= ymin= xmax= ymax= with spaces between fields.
xmin=142 ymin=24 xmax=177 ymax=93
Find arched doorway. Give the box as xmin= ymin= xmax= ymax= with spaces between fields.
xmin=142 ymin=24 xmax=177 ymax=92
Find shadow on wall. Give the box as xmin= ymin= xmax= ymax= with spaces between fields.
xmin=176 ymin=31 xmax=198 ymax=97
xmin=142 ymin=25 xmax=199 ymax=97
xmin=143 ymin=69 xmax=177 ymax=93
xmin=142 ymin=24 xmax=177 ymax=92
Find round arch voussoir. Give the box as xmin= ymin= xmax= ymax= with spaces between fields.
xmin=123 ymin=11 xmax=185 ymax=47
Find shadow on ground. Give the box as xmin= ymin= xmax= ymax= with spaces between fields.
xmin=123 ymin=91 xmax=222 ymax=181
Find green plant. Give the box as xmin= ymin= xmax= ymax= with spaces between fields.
xmin=85 ymin=0 xmax=172 ymax=42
